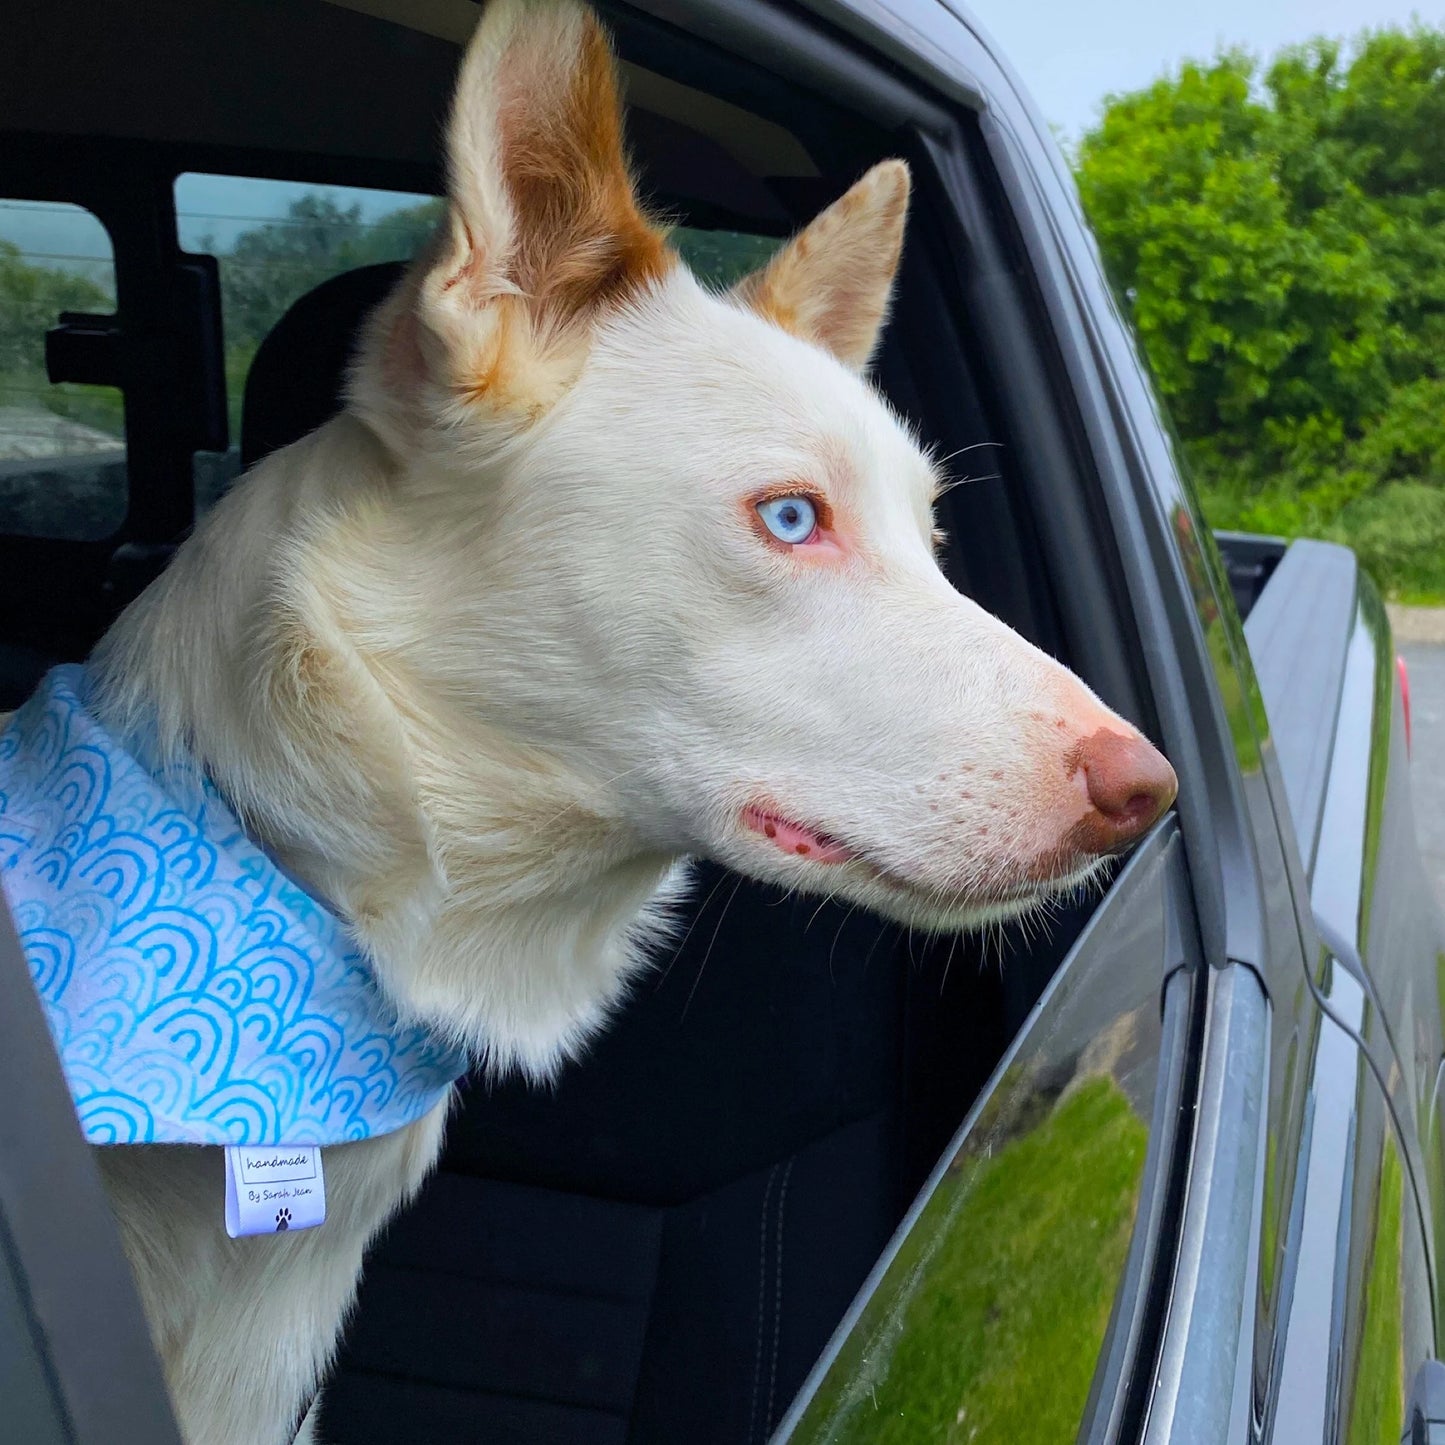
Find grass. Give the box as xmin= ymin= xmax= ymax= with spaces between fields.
xmin=793 ymin=1075 xmax=1148 ymax=1444
xmin=1346 ymin=1141 xmax=1404 ymax=1445
xmin=0 ymin=365 xmax=125 ymax=440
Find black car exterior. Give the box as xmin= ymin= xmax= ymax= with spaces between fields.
xmin=1 ymin=1 xmax=1442 ymax=1441
xmin=764 ymin=3 xmax=1445 ymax=1440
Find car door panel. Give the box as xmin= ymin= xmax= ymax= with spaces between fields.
xmin=775 ymin=823 xmax=1199 ymax=1443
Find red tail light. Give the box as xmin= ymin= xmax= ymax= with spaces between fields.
xmin=1398 ymin=654 xmax=1412 ymax=756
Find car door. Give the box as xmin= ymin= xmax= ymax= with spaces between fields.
xmin=775 ymin=821 xmax=1205 ymax=1442
xmin=684 ymin=0 xmax=1311 ymax=1436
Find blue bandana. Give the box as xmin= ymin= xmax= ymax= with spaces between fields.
xmin=0 ymin=665 xmax=467 ymax=1147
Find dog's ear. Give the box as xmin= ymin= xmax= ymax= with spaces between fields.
xmin=733 ymin=160 xmax=910 ymax=372
xmin=356 ymin=0 xmax=670 ymax=440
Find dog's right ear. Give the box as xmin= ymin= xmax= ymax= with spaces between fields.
xmin=351 ymin=0 xmax=671 ymax=450
xmin=732 ymin=160 xmax=909 ymax=373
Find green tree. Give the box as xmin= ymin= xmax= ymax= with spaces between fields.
xmin=0 ymin=238 xmax=110 ymax=376
xmin=1076 ymin=25 xmax=1445 ymax=598
xmin=210 ymin=194 xmax=443 ymax=353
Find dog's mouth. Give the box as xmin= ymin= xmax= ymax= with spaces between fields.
xmin=739 ymin=801 xmax=1098 ymax=918
xmin=740 ymin=803 xmax=859 ymax=865
xmin=740 ymin=801 xmax=944 ymax=899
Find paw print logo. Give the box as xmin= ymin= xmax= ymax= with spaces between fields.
xmin=275 ymin=1208 xmax=292 ymax=1232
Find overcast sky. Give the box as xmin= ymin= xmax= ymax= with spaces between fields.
xmin=970 ymin=0 xmax=1443 ymax=139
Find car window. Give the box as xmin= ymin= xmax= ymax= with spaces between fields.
xmin=174 ymin=172 xmax=441 ymax=512
xmin=671 ymin=227 xmax=780 ymax=288
xmin=0 ymin=199 xmax=124 ymax=540
xmin=777 ymin=827 xmax=1197 ymax=1444
xmin=175 ymin=172 xmax=779 ymax=512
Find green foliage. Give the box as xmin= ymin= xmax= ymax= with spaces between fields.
xmin=1076 ymin=25 xmax=1445 ymax=599
xmin=1333 ymin=483 xmax=1445 ymax=602
xmin=670 ymin=227 xmax=779 ymax=290
xmin=0 ymin=238 xmax=122 ymax=438
xmin=0 ymin=237 xmax=111 ymax=373
xmin=209 ymin=193 xmax=443 ymax=354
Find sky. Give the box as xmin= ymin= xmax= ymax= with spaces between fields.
xmin=970 ymin=0 xmax=1444 ymax=140
xmin=0 ymin=176 xmax=430 ymax=281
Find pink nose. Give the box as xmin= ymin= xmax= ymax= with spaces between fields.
xmin=1073 ymin=729 xmax=1178 ymax=856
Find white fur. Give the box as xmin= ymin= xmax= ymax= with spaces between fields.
xmin=78 ymin=2 xmax=1164 ymax=1439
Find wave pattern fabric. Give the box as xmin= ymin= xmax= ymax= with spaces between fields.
xmin=0 ymin=665 xmax=467 ymax=1146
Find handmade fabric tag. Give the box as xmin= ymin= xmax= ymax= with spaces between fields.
xmin=225 ymin=1145 xmax=327 ymax=1237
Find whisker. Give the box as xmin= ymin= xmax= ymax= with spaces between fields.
xmin=528 ymin=759 xmax=655 ymax=836
xmin=933 ymin=470 xmax=1003 ymax=500
xmin=656 ymin=866 xmax=734 ymax=988
xmin=681 ymin=875 xmax=745 ymax=1020
xmin=805 ymin=892 xmax=834 ymax=934
xmin=929 ymin=439 xmax=1005 ymax=470
xmin=939 ymin=932 xmax=960 ymax=995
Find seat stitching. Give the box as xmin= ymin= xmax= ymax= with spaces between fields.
xmin=763 ymin=1157 xmax=796 ymax=1438
xmin=748 ymin=1163 xmax=782 ymax=1445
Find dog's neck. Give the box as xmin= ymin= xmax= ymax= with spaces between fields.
xmin=92 ymin=414 xmax=682 ymax=1078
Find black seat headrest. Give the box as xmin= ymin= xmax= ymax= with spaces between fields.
xmin=239 ymin=262 xmax=405 ymax=470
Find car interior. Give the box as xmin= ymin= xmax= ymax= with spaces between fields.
xmin=1 ymin=2 xmax=1161 ymax=1440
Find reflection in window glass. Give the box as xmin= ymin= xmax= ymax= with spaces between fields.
xmin=0 ymin=200 xmax=124 ymax=539
xmin=785 ymin=838 xmax=1183 ymax=1445
xmin=175 ymin=173 xmax=441 ymax=512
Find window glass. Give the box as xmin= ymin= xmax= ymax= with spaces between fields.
xmin=174 ymin=171 xmax=780 ymax=512
xmin=0 ymin=200 xmax=124 ymax=539
xmin=671 ymin=227 xmax=780 ymax=288
xmin=781 ymin=831 xmax=1192 ymax=1444
xmin=175 ymin=173 xmax=441 ymax=511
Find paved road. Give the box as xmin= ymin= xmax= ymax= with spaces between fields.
xmin=1402 ymin=643 xmax=1445 ymax=910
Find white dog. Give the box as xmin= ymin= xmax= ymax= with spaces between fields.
xmin=2 ymin=2 xmax=1175 ymax=1439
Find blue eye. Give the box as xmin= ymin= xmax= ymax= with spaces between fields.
xmin=756 ymin=495 xmax=818 ymax=545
